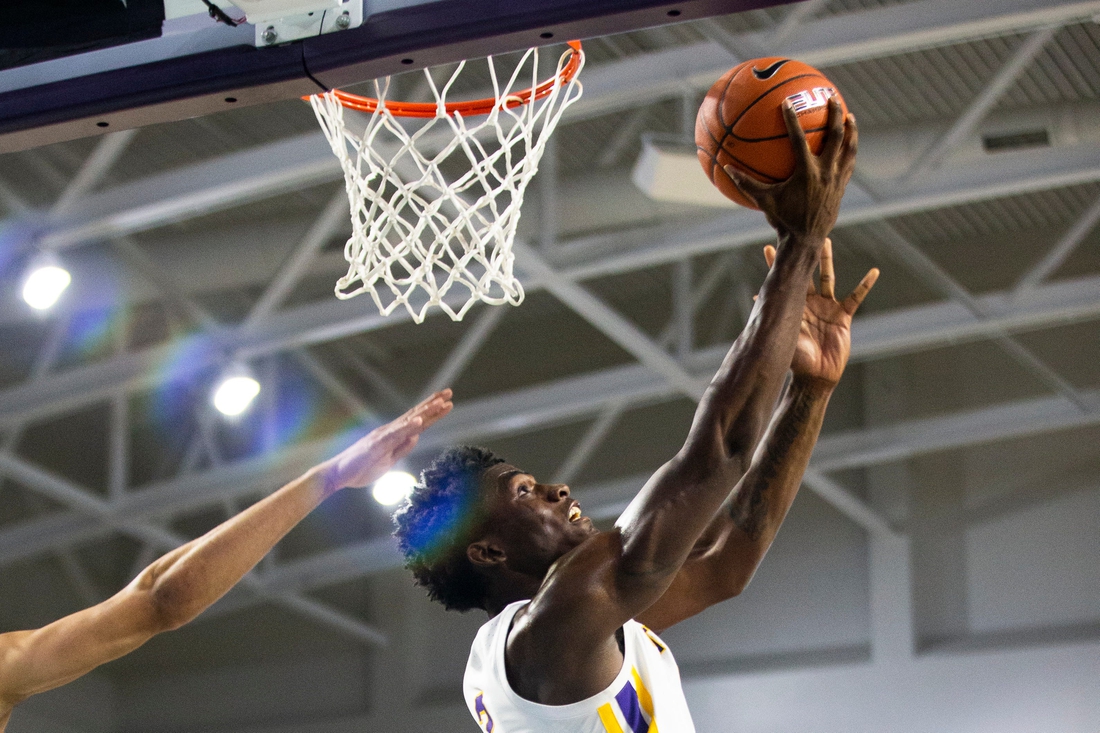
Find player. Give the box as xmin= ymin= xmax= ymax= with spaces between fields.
xmin=0 ymin=390 xmax=453 ymax=733
xmin=394 ymin=97 xmax=876 ymax=733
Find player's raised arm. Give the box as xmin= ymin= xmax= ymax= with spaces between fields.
xmin=604 ymin=98 xmax=857 ymax=606
xmin=637 ymin=241 xmax=878 ymax=631
xmin=502 ymin=99 xmax=857 ymax=692
xmin=0 ymin=391 xmax=452 ymax=728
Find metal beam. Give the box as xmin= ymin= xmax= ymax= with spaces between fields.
xmin=802 ymin=469 xmax=896 ymax=537
xmin=860 ymin=218 xmax=1087 ymax=409
xmin=905 ymin=26 xmax=1058 ymax=179
xmin=192 ymin=384 xmax=1100 ymax=598
xmin=17 ymin=0 xmax=1100 ymax=252
xmin=0 ymin=451 xmax=388 ymax=647
xmin=552 ymin=253 xmax=734 ymax=485
xmin=553 ymin=400 xmax=627 ymax=486
xmin=50 ymin=129 xmax=138 ymax=216
xmin=561 ymin=141 xmax=1100 ymax=282
xmin=418 ymin=305 xmax=506 ymax=400
xmin=770 ymin=0 xmax=828 ymax=44
xmin=1014 ymin=192 xmax=1100 ymax=293
xmin=1 ymin=253 xmax=1098 ymax=441
xmin=514 ymin=241 xmax=706 ymax=401
xmin=812 ymin=389 xmax=1100 ymax=472
xmin=37 ymin=133 xmax=341 ymax=250
xmin=243 ymin=190 xmax=349 ymax=327
xmin=4 ymin=294 xmax=1100 ymax=571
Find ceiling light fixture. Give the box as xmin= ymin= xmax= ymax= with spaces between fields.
xmin=371 ymin=470 xmax=416 ymax=506
xmin=22 ymin=255 xmax=72 ymax=310
xmin=212 ymin=364 xmax=261 ymax=417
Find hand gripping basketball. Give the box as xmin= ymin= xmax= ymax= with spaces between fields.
xmin=725 ymin=97 xmax=857 ymax=244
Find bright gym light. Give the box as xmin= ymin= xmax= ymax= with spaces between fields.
xmin=212 ymin=368 xmax=261 ymax=417
xmin=22 ymin=262 xmax=72 ymax=310
xmin=372 ymin=470 xmax=416 ymax=506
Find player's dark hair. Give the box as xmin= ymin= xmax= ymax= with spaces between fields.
xmin=393 ymin=446 xmax=505 ymax=612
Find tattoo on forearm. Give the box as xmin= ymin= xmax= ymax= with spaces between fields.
xmin=729 ymin=388 xmax=816 ymax=540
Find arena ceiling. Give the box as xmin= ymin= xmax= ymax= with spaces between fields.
xmin=1 ymin=0 xmax=1099 ymax=730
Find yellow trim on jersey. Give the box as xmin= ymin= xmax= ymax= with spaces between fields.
xmin=598 ymin=702 xmax=626 ymax=733
xmin=631 ymin=668 xmax=655 ymax=719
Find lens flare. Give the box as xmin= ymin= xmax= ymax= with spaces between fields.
xmin=213 ymin=375 xmax=261 ymax=416
xmin=372 ymin=470 xmax=416 ymax=506
xmin=23 ymin=264 xmax=71 ymax=310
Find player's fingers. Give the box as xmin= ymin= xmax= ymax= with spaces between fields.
xmin=820 ymin=97 xmax=845 ymax=163
xmin=819 ymin=237 xmax=836 ymax=300
xmin=781 ymin=100 xmax=812 ymax=172
xmin=763 ymin=244 xmax=776 ymax=268
xmin=723 ymin=165 xmax=772 ymax=201
xmin=842 ymin=267 xmax=879 ymax=315
xmin=839 ymin=113 xmax=858 ymax=171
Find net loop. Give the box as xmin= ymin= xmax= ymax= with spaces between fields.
xmin=310 ymin=42 xmax=583 ymax=322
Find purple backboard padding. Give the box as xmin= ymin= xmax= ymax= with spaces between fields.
xmin=0 ymin=0 xmax=790 ymax=138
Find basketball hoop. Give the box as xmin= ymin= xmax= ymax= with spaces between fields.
xmin=309 ymin=41 xmax=584 ymax=322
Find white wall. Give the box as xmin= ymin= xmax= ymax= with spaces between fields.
xmin=662 ymin=491 xmax=871 ymax=668
xmin=966 ymin=488 xmax=1100 ymax=634
xmin=684 ymin=639 xmax=1100 ymax=733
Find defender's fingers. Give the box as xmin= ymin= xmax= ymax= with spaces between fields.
xmin=392 ymin=433 xmax=420 ymax=460
xmin=841 ymin=267 xmax=879 ymax=315
xmin=381 ymin=415 xmax=425 ymax=445
xmin=414 ymin=389 xmax=453 ymax=412
xmin=411 ymin=390 xmax=453 ymax=419
xmin=781 ymin=100 xmax=812 ymax=171
xmin=819 ymin=238 xmax=836 ymax=300
xmin=819 ymin=97 xmax=845 ymax=163
xmin=419 ymin=397 xmax=454 ymax=425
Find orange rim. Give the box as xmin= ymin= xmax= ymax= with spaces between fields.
xmin=306 ymin=41 xmax=582 ymax=118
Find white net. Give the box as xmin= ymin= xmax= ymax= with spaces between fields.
xmin=309 ymin=44 xmax=584 ymax=323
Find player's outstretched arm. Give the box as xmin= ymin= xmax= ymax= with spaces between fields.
xmin=0 ymin=391 xmax=452 ymax=726
xmin=637 ymin=242 xmax=878 ymax=631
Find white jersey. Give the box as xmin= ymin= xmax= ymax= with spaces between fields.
xmin=463 ymin=601 xmax=695 ymax=733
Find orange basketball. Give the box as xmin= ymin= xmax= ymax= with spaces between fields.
xmin=695 ymin=57 xmax=847 ymax=209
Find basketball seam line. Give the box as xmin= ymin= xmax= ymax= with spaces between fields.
xmin=698 ymin=145 xmax=782 ymax=185
xmin=723 ymin=72 xmax=827 ymax=134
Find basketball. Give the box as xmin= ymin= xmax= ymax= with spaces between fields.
xmin=695 ymin=57 xmax=848 ymax=209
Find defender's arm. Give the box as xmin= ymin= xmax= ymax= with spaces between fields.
xmin=0 ymin=391 xmax=451 ymax=718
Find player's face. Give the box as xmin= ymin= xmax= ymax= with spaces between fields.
xmin=479 ymin=463 xmax=598 ymax=578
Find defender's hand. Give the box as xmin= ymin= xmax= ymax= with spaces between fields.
xmin=320 ymin=389 xmax=453 ymax=492
xmin=763 ymin=240 xmax=878 ymax=387
xmin=724 ymin=98 xmax=857 ymax=246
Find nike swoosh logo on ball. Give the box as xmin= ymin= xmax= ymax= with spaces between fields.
xmin=752 ymin=59 xmax=791 ymax=80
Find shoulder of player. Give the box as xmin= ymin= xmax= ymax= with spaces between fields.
xmin=509 ymin=530 xmax=626 ymax=646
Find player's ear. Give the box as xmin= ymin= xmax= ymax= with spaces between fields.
xmin=467 ymin=539 xmax=506 ymax=568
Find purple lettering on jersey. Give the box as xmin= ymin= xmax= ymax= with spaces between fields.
xmin=615 ymin=682 xmax=649 ymax=733
xmin=474 ymin=692 xmax=494 ymax=732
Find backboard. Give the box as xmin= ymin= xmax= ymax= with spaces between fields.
xmin=0 ymin=0 xmax=788 ymax=152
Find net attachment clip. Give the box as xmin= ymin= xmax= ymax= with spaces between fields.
xmin=233 ymin=0 xmax=363 ymax=46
